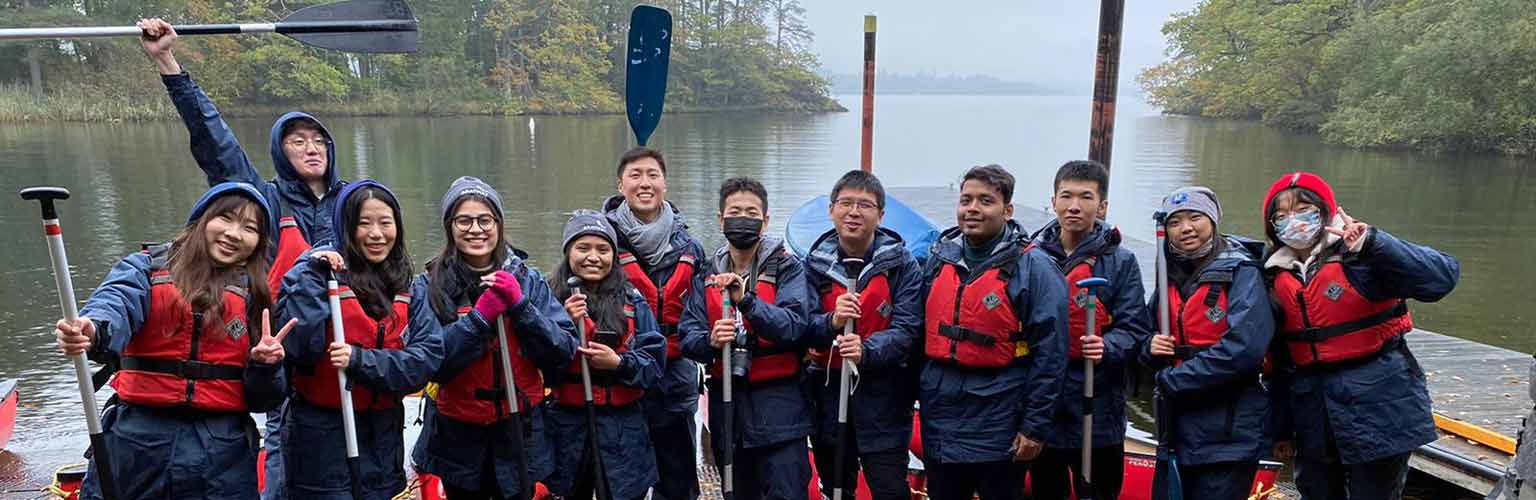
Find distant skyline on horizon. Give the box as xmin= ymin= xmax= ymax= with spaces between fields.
xmin=802 ymin=1 xmax=1202 ymax=98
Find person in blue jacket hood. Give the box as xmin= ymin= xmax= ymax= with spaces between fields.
xmin=545 ymin=210 xmax=667 ymax=500
xmin=916 ymin=164 xmax=1068 ymax=500
xmin=139 ymin=20 xmax=351 ymax=498
xmin=1029 ymin=160 xmax=1154 ymax=500
xmin=56 ymin=182 xmax=290 ymax=500
xmin=803 ymin=170 xmax=922 ymax=500
xmin=681 ymin=177 xmax=815 ymax=500
xmin=1143 ymin=186 xmax=1274 ymax=500
xmin=411 ymin=177 xmax=579 ymax=499
xmin=276 ymin=180 xmax=444 ymax=500
xmin=601 ymin=147 xmax=708 ymax=500
xmin=1260 ymin=172 xmax=1459 ymax=500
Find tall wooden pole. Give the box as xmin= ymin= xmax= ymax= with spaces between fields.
xmin=1088 ymin=0 xmax=1125 ymax=174
xmin=860 ymin=15 xmax=876 ymax=172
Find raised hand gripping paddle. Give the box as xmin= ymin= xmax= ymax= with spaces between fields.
xmin=625 ymin=5 xmax=673 ymax=146
xmin=0 ymin=0 xmax=419 ymax=54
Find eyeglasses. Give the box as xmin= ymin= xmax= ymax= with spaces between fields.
xmin=833 ymin=198 xmax=880 ymax=212
xmin=452 ymin=215 xmax=497 ymax=231
xmin=1269 ymin=207 xmax=1319 ymax=227
xmin=284 ymin=138 xmax=332 ymax=150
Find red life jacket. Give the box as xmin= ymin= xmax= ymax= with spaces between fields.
xmin=552 ymin=302 xmax=645 ymax=407
xmin=434 ymin=301 xmax=547 ymax=425
xmin=811 ymin=273 xmax=893 ymax=370
xmin=1273 ymin=261 xmax=1412 ymax=366
xmin=618 ymin=251 xmax=696 ymax=361
xmin=267 ymin=213 xmax=311 ymax=300
xmin=704 ymin=256 xmax=801 ymax=383
xmin=924 ymin=246 xmax=1035 ymax=368
xmin=1065 ymin=257 xmax=1112 ymax=360
xmin=1165 ymin=281 xmax=1230 ymax=366
xmin=291 ymin=283 xmax=410 ymax=411
xmin=114 ymin=244 xmax=255 ymax=413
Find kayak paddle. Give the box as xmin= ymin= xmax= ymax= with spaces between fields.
xmin=1075 ymin=276 xmax=1110 ymax=500
xmin=0 ymin=0 xmax=418 ymax=54
xmin=20 ymin=186 xmax=118 ymax=500
xmin=625 ymin=5 xmax=672 ymax=146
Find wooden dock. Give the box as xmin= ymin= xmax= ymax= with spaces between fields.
xmin=889 ymin=186 xmax=1527 ymax=495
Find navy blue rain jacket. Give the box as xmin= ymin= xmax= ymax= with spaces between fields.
xmin=602 ymin=196 xmax=707 ymax=421
xmin=917 ymin=222 xmax=1069 ymax=464
xmin=1265 ymin=228 xmax=1459 ymax=465
xmin=275 ymin=247 xmax=444 ymax=499
xmin=544 ymin=289 xmax=666 ymax=500
xmin=410 ymin=249 xmax=578 ymax=497
xmin=165 ymin=73 xmax=345 ymax=249
xmin=681 ymin=236 xmax=815 ymax=449
xmin=803 ymin=228 xmax=922 ymax=454
xmin=1141 ymin=236 xmax=1274 ymax=467
xmin=1031 ymin=220 xmax=1155 ymax=450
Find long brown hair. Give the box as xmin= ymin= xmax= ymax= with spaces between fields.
xmin=166 ymin=194 xmax=274 ymax=331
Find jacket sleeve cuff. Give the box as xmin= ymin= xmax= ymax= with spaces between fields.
xmin=161 ymin=71 xmax=192 ymax=90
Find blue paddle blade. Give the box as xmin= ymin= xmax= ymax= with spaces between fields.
xmin=625 ymin=5 xmax=672 ymax=146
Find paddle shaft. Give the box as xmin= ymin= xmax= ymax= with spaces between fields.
xmin=720 ymin=287 xmax=736 ymax=499
xmin=1082 ymin=296 xmax=1098 ymax=490
xmin=0 ymin=20 xmax=415 ymax=41
xmin=30 ymin=203 xmax=117 ymax=500
xmin=573 ymin=284 xmax=613 ymax=500
xmin=326 ymin=278 xmax=364 ymax=499
xmin=1151 ymin=210 xmax=1181 ymax=498
xmin=831 ymin=281 xmax=861 ymax=500
xmin=495 ymin=317 xmax=533 ymax=499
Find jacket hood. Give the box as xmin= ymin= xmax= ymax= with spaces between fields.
xmin=805 ymin=226 xmax=907 ymax=287
xmin=930 ymin=219 xmax=1030 ymax=267
xmin=269 ymin=112 xmax=341 ymax=197
xmin=1031 ymin=219 xmax=1120 ymax=267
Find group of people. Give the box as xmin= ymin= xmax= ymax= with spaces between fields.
xmin=46 ymin=18 xmax=1462 ymax=500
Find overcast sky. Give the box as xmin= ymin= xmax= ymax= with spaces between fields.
xmin=805 ymin=1 xmax=1202 ymax=93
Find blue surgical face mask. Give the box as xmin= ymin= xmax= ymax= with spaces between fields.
xmin=1275 ymin=209 xmax=1323 ymax=250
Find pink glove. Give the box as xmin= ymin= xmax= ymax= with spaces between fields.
xmin=488 ymin=270 xmax=525 ymax=308
xmin=474 ymin=287 xmax=511 ymax=321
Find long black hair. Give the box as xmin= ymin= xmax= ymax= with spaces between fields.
xmin=339 ymin=185 xmax=413 ymax=321
xmin=550 ymin=249 xmax=633 ymax=336
xmin=426 ymin=194 xmax=511 ymax=324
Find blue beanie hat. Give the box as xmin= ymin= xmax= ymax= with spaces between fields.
xmin=188 ymin=182 xmax=274 ymax=228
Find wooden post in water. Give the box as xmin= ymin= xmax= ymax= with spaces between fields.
xmin=861 ymin=15 xmax=876 ymax=172
xmin=1088 ymin=0 xmax=1125 ymax=173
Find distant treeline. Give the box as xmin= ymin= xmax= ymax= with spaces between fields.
xmin=1139 ymin=0 xmax=1536 ymax=155
xmin=825 ymin=71 xmax=1076 ymax=96
xmin=0 ymin=0 xmax=843 ymax=121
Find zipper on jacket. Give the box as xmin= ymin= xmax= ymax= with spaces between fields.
xmin=186 ymin=313 xmax=204 ymax=404
xmin=368 ymin=322 xmax=385 ymax=409
xmin=949 ymin=275 xmax=966 ymax=363
xmin=1296 ymin=291 xmax=1319 ymax=363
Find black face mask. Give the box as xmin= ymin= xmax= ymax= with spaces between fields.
xmin=723 ymin=217 xmax=763 ymax=250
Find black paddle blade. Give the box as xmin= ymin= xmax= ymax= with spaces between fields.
xmin=280 ymin=0 xmax=419 ymax=54
xmin=626 ymin=5 xmax=673 ymax=146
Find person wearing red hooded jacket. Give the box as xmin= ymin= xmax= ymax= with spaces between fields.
xmin=1261 ymin=172 xmax=1459 ymax=500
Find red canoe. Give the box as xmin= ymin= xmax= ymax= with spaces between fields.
xmin=0 ymin=379 xmax=17 ymax=451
